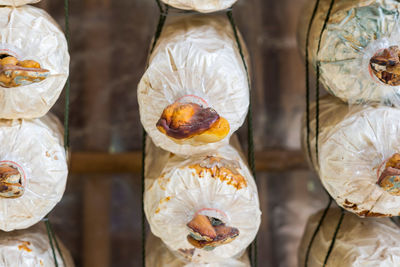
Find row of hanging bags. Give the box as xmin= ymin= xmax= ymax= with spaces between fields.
xmin=138 ymin=1 xmax=261 ymax=265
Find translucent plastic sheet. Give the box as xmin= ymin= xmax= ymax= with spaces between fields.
xmin=145 ymin=233 xmax=250 ymax=267
xmin=138 ymin=15 xmax=250 ymax=156
xmin=160 ymin=0 xmax=238 ymax=13
xmin=302 ymin=95 xmax=400 ymax=217
xmin=0 ymin=222 xmax=74 ymax=266
xmin=0 ymin=0 xmax=40 ymax=6
xmin=144 ymin=137 xmax=260 ymax=264
xmin=0 ymin=114 xmax=68 ymax=231
xmin=298 ymin=0 xmax=400 ymax=105
xmin=298 ymin=208 xmax=400 ymax=267
xmin=0 ymin=5 xmax=69 ymax=119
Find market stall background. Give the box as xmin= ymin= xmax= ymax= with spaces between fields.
xmin=35 ymin=0 xmax=329 ymax=266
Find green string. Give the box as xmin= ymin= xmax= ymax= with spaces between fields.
xmin=304 ymin=197 xmax=332 ymax=267
xmin=44 ymin=216 xmax=66 ymax=267
xmin=227 ymin=10 xmax=257 ymax=267
xmin=323 ymin=208 xmax=344 ymax=266
xmin=305 ymin=0 xmax=321 ymax=166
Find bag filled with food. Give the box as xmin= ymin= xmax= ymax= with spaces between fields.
xmin=144 ymin=137 xmax=260 ymax=263
xmin=303 ymin=95 xmax=400 ymax=217
xmin=160 ymin=0 xmax=238 ymax=13
xmin=298 ymin=0 xmax=400 ymax=105
xmin=298 ymin=208 xmax=400 ymax=266
xmin=138 ymin=15 xmax=250 ymax=155
xmin=0 ymin=114 xmax=68 ymax=231
xmin=0 ymin=222 xmax=74 ymax=266
xmin=0 ymin=5 xmax=69 ymax=119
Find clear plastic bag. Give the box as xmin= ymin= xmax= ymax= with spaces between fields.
xmin=160 ymin=0 xmax=238 ymax=13
xmin=298 ymin=0 xmax=400 ymax=105
xmin=144 ymin=137 xmax=260 ymax=263
xmin=0 ymin=5 xmax=69 ymax=119
xmin=0 ymin=222 xmax=74 ymax=266
xmin=0 ymin=114 xmax=68 ymax=231
xmin=302 ymin=95 xmax=400 ymax=217
xmin=298 ymin=208 xmax=400 ymax=267
xmin=0 ymin=0 xmax=40 ymax=6
xmin=145 ymin=233 xmax=250 ymax=267
xmin=138 ymin=15 xmax=250 ymax=156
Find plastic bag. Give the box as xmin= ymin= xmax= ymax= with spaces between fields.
xmin=298 ymin=0 xmax=400 ymax=105
xmin=298 ymin=208 xmax=400 ymax=267
xmin=138 ymin=15 xmax=250 ymax=155
xmin=0 ymin=114 xmax=68 ymax=231
xmin=144 ymin=137 xmax=260 ymax=263
xmin=0 ymin=0 xmax=40 ymax=6
xmin=302 ymin=95 xmax=400 ymax=217
xmin=160 ymin=0 xmax=237 ymax=13
xmin=0 ymin=5 xmax=69 ymax=119
xmin=145 ymin=233 xmax=250 ymax=267
xmin=0 ymin=222 xmax=74 ymax=266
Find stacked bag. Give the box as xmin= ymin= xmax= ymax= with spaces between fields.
xmin=138 ymin=1 xmax=261 ymax=266
xmin=0 ymin=0 xmax=73 ymax=265
xmin=298 ymin=0 xmax=400 ymax=266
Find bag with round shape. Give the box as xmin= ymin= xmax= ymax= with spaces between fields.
xmin=0 ymin=0 xmax=40 ymax=6
xmin=138 ymin=15 xmax=250 ymax=156
xmin=298 ymin=0 xmax=400 ymax=105
xmin=302 ymin=95 xmax=400 ymax=217
xmin=144 ymin=137 xmax=260 ymax=263
xmin=160 ymin=0 xmax=238 ymax=13
xmin=0 ymin=5 xmax=69 ymax=119
xmin=0 ymin=114 xmax=68 ymax=231
xmin=145 ymin=233 xmax=250 ymax=267
xmin=298 ymin=208 xmax=400 ymax=267
xmin=0 ymin=222 xmax=74 ymax=266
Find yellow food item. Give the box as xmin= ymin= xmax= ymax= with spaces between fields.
xmin=17 ymin=60 xmax=41 ymax=69
xmin=0 ymin=56 xmax=18 ymax=66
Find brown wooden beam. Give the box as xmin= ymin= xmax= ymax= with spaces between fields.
xmin=70 ymin=149 xmax=308 ymax=175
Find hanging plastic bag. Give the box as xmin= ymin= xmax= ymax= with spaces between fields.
xmin=0 ymin=5 xmax=69 ymax=119
xmin=144 ymin=137 xmax=260 ymax=263
xmin=298 ymin=0 xmax=400 ymax=105
xmin=0 ymin=0 xmax=40 ymax=6
xmin=298 ymin=208 xmax=400 ymax=266
xmin=0 ymin=114 xmax=68 ymax=231
xmin=0 ymin=222 xmax=74 ymax=266
xmin=138 ymin=15 xmax=250 ymax=155
xmin=145 ymin=233 xmax=250 ymax=267
xmin=302 ymin=95 xmax=400 ymax=217
xmin=160 ymin=0 xmax=238 ymax=13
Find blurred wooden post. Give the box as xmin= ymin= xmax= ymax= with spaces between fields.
xmin=82 ymin=0 xmax=112 ymax=267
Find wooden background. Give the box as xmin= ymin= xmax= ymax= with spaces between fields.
xmin=34 ymin=0 xmax=331 ymax=266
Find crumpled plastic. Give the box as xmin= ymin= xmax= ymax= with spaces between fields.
xmin=0 ymin=0 xmax=40 ymax=6
xmin=302 ymin=95 xmax=400 ymax=217
xmin=160 ymin=0 xmax=237 ymax=13
xmin=138 ymin=15 xmax=250 ymax=156
xmin=0 ymin=5 xmax=69 ymax=119
xmin=144 ymin=137 xmax=260 ymax=263
xmin=145 ymin=233 xmax=250 ymax=267
xmin=298 ymin=208 xmax=400 ymax=267
xmin=0 ymin=114 xmax=68 ymax=231
xmin=298 ymin=0 xmax=400 ymax=105
xmin=0 ymin=222 xmax=74 ymax=266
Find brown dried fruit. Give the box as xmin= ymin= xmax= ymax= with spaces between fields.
xmin=0 ymin=164 xmax=24 ymax=198
xmin=187 ymin=214 xmax=216 ymax=241
xmin=377 ymin=154 xmax=400 ymax=196
xmin=370 ymin=46 xmax=400 ymax=86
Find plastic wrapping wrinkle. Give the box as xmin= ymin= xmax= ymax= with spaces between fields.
xmin=298 ymin=208 xmax=400 ymax=267
xmin=145 ymin=233 xmax=250 ymax=267
xmin=298 ymin=0 xmax=400 ymax=105
xmin=138 ymin=15 xmax=250 ymax=155
xmin=161 ymin=0 xmax=237 ymax=13
xmin=0 ymin=5 xmax=69 ymax=119
xmin=144 ymin=137 xmax=260 ymax=263
xmin=0 ymin=114 xmax=68 ymax=231
xmin=302 ymin=95 xmax=400 ymax=217
xmin=0 ymin=0 xmax=40 ymax=6
xmin=0 ymin=223 xmax=74 ymax=267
